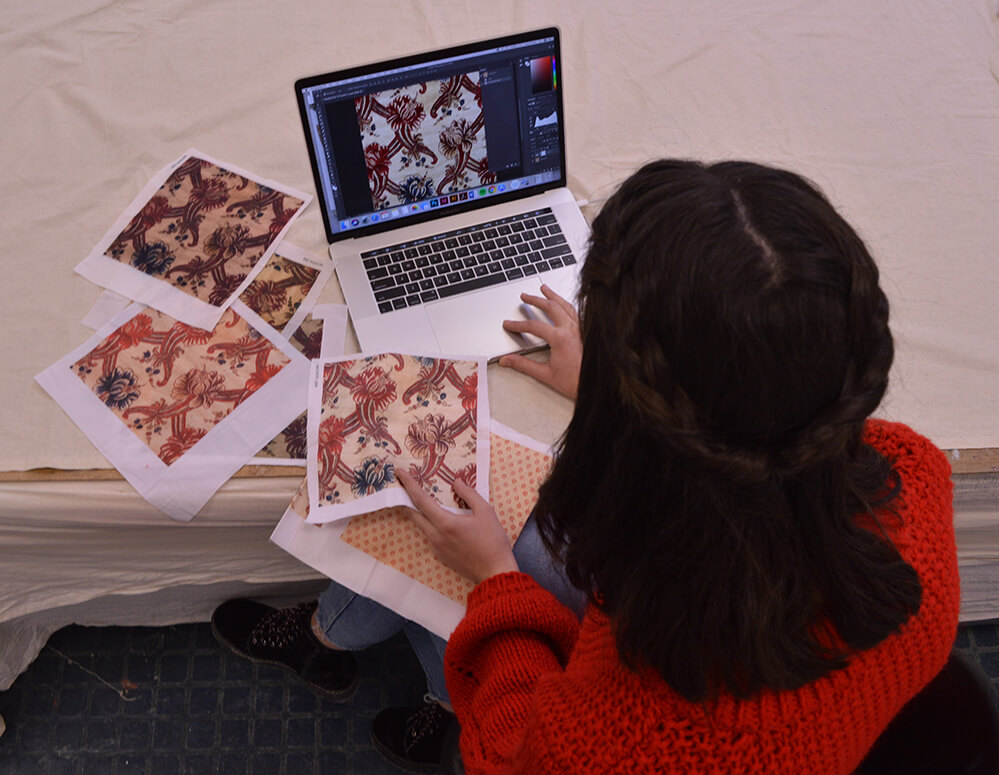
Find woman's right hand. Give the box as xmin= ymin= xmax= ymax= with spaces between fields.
xmin=499 ymin=284 xmax=582 ymax=400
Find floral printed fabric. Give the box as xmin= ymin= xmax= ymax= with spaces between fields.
xmin=75 ymin=150 xmax=311 ymax=331
xmin=36 ymin=300 xmax=310 ymax=521
xmin=256 ymin=317 xmax=323 ymax=460
xmin=106 ymin=157 xmax=304 ymax=307
xmin=357 ymin=73 xmax=495 ymax=210
xmin=239 ymin=253 xmax=320 ymax=330
xmin=288 ymin=315 xmax=326 ymax=360
xmin=238 ymin=242 xmax=331 ymax=335
xmin=339 ymin=431 xmax=552 ymax=605
xmin=306 ymin=353 xmax=488 ymax=523
xmin=70 ymin=307 xmax=290 ymax=465
xmin=255 ymin=304 xmax=349 ymax=463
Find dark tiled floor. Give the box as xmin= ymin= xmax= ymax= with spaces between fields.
xmin=1 ymin=620 xmax=997 ymax=774
xmin=0 ymin=623 xmax=426 ymax=775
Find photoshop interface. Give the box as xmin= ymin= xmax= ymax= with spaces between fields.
xmin=302 ymin=36 xmax=562 ymax=235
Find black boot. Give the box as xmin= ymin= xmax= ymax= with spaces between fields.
xmin=370 ymin=699 xmax=461 ymax=772
xmin=210 ymin=599 xmax=358 ymax=700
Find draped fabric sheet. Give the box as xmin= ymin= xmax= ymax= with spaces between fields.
xmin=0 ymin=474 xmax=323 ymax=692
xmin=7 ymin=2 xmax=995 ymax=470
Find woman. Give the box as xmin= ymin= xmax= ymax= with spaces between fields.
xmin=397 ymin=160 xmax=959 ymax=772
xmin=214 ymin=160 xmax=958 ymax=773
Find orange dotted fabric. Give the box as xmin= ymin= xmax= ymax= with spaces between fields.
xmin=339 ymin=431 xmax=552 ymax=605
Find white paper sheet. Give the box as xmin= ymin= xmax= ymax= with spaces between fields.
xmin=35 ymin=300 xmax=310 ymax=521
xmin=81 ymin=290 xmax=132 ymax=331
xmin=311 ymin=304 xmax=350 ymax=359
xmin=305 ymin=352 xmax=489 ymax=524
xmin=270 ymin=421 xmax=550 ymax=640
xmin=74 ymin=149 xmax=311 ymax=332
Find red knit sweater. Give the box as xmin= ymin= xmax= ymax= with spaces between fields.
xmin=444 ymin=421 xmax=960 ymax=774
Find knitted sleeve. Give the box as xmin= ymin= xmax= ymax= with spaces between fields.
xmin=864 ymin=419 xmax=960 ymax=675
xmin=444 ymin=571 xmax=580 ymax=774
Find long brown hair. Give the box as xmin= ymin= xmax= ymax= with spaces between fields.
xmin=535 ymin=160 xmax=921 ymax=701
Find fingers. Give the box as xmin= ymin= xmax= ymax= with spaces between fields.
xmin=398 ymin=470 xmax=515 ymax=582
xmin=519 ymin=293 xmax=569 ymax=327
xmin=514 ymin=284 xmax=575 ymax=326
xmin=539 ymin=284 xmax=578 ymax=322
xmin=396 ymin=473 xmax=452 ymax=550
xmin=502 ymin=285 xmax=578 ymax=343
xmin=402 ymin=503 xmax=438 ymax=543
xmin=397 ymin=469 xmax=484 ymax=522
xmin=502 ymin=317 xmax=557 ymax=340
xmin=451 ymin=476 xmax=489 ymax=511
xmin=396 ymin=470 xmax=446 ymax=525
xmin=497 ymin=352 xmax=553 ymax=384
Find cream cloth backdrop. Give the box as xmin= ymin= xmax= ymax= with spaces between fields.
xmin=2 ymin=0 xmax=998 ymax=469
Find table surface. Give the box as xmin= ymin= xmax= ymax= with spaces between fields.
xmin=5 ymin=1 xmax=999 ymax=475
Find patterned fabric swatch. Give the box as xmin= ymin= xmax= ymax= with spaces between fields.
xmin=356 ymin=73 xmax=495 ymax=210
xmin=289 ymin=315 xmax=324 ymax=359
xmin=70 ymin=307 xmax=290 ymax=464
xmin=259 ymin=412 xmax=308 ymax=460
xmin=257 ymin=316 xmax=324 ymax=460
xmin=339 ymin=431 xmax=552 ymax=605
xmin=105 ymin=156 xmax=305 ymax=307
xmin=316 ymin=354 xmax=478 ymax=509
xmin=239 ymin=252 xmax=321 ymax=329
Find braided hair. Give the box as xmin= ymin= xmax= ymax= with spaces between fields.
xmin=535 ymin=160 xmax=921 ymax=701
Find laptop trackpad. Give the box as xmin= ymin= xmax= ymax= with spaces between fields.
xmin=354 ymin=306 xmax=441 ymax=354
xmin=427 ymin=283 xmax=543 ymax=359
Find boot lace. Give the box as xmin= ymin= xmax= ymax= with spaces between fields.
xmin=404 ymin=697 xmax=448 ymax=753
xmin=249 ymin=603 xmax=313 ymax=649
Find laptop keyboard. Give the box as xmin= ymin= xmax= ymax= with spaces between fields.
xmin=360 ymin=207 xmax=576 ymax=314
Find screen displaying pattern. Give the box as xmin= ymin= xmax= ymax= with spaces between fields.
xmin=104 ymin=156 xmax=305 ymax=307
xmin=356 ymin=73 xmax=495 ymax=210
xmin=70 ymin=307 xmax=291 ymax=464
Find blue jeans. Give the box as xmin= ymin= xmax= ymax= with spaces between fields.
xmin=314 ymin=514 xmax=585 ymax=705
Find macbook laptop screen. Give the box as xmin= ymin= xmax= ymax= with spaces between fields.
xmin=296 ymin=28 xmax=566 ymax=243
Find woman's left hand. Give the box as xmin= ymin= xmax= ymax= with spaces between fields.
xmin=397 ymin=469 xmax=519 ymax=584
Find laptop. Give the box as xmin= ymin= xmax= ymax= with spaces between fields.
xmin=294 ymin=27 xmax=589 ymax=359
